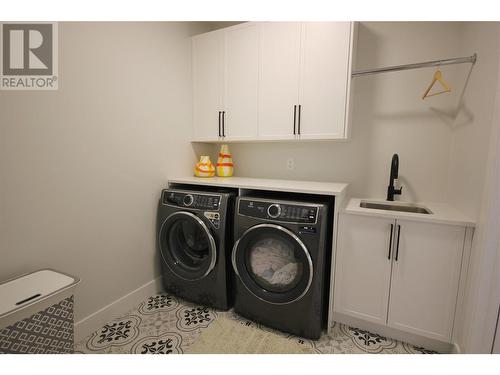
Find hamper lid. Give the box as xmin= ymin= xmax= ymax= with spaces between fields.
xmin=0 ymin=269 xmax=80 ymax=317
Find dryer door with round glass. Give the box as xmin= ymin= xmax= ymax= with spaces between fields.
xmin=232 ymin=223 xmax=313 ymax=304
xmin=159 ymin=211 xmax=217 ymax=281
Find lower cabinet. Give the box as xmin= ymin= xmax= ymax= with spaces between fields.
xmin=334 ymin=214 xmax=394 ymax=325
xmin=334 ymin=213 xmax=466 ymax=343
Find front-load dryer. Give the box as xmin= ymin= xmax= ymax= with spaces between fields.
xmin=157 ymin=188 xmax=235 ymax=310
xmin=232 ymin=196 xmax=331 ymax=339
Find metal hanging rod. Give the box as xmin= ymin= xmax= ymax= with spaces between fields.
xmin=352 ymin=53 xmax=477 ymax=77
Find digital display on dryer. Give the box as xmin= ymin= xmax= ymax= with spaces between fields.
xmin=238 ymin=199 xmax=318 ymax=224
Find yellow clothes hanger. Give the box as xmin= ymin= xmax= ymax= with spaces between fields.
xmin=422 ymin=69 xmax=451 ymax=99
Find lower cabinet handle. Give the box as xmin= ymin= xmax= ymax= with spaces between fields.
xmin=218 ymin=111 xmax=221 ymax=137
xmin=388 ymin=224 xmax=394 ymax=260
xmin=293 ymin=105 xmax=297 ymax=135
xmin=298 ymin=104 xmax=302 ymax=135
xmin=222 ymin=111 xmax=226 ymax=137
xmin=395 ymin=225 xmax=401 ymax=261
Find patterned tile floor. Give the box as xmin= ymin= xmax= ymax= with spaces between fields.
xmin=75 ymin=293 xmax=437 ymax=354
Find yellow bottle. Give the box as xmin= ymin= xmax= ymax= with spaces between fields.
xmin=216 ymin=144 xmax=233 ymax=177
xmin=194 ymin=155 xmax=215 ymax=177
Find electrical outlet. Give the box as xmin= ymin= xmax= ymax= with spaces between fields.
xmin=286 ymin=158 xmax=295 ymax=171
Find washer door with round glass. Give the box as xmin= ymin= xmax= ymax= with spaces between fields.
xmin=232 ymin=223 xmax=313 ymax=304
xmin=159 ymin=211 xmax=217 ymax=281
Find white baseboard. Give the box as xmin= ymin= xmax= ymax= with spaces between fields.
xmin=331 ymin=312 xmax=455 ymax=354
xmin=451 ymin=342 xmax=462 ymax=354
xmin=74 ymin=277 xmax=163 ymax=342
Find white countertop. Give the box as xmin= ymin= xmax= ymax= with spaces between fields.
xmin=169 ymin=176 xmax=348 ymax=196
xmin=344 ymin=198 xmax=475 ymax=227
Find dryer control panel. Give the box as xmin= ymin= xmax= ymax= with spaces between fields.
xmin=163 ymin=191 xmax=221 ymax=211
xmin=238 ymin=199 xmax=318 ymax=224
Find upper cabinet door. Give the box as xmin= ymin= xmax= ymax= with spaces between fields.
xmin=258 ymin=22 xmax=301 ymax=139
xmin=192 ymin=31 xmax=224 ymax=141
xmin=298 ymin=22 xmax=353 ymax=139
xmin=387 ymin=220 xmax=465 ymax=342
xmin=334 ymin=213 xmax=395 ymax=325
xmin=191 ymin=22 xmax=354 ymax=142
xmin=224 ymin=23 xmax=259 ymax=140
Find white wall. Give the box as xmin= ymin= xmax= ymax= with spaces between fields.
xmin=457 ymin=55 xmax=500 ymax=353
xmin=447 ymin=23 xmax=500 ymax=220
xmin=450 ymin=23 xmax=500 ymax=353
xmin=218 ymin=22 xmax=468 ymax=203
xmin=0 ymin=22 xmax=213 ymax=324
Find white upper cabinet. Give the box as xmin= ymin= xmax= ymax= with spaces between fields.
xmin=191 ymin=22 xmax=355 ymax=142
xmin=298 ymin=22 xmax=352 ymax=139
xmin=192 ymin=30 xmax=224 ymax=141
xmin=387 ymin=220 xmax=465 ymax=342
xmin=334 ymin=214 xmax=395 ymax=325
xmin=224 ymin=23 xmax=259 ymax=140
xmin=258 ymin=22 xmax=302 ymax=140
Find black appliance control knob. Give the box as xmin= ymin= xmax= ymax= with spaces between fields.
xmin=267 ymin=204 xmax=281 ymax=219
xmin=183 ymin=194 xmax=194 ymax=206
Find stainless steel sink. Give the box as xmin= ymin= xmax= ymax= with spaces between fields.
xmin=360 ymin=200 xmax=432 ymax=214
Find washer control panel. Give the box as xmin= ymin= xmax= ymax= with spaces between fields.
xmin=163 ymin=191 xmax=220 ymax=211
xmin=238 ymin=199 xmax=318 ymax=224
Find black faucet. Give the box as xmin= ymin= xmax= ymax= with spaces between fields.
xmin=387 ymin=154 xmax=402 ymax=201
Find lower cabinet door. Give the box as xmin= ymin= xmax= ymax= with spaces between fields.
xmin=387 ymin=219 xmax=465 ymax=342
xmin=334 ymin=213 xmax=395 ymax=325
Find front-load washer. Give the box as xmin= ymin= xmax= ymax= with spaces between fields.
xmin=232 ymin=196 xmax=331 ymax=339
xmin=157 ymin=188 xmax=235 ymax=310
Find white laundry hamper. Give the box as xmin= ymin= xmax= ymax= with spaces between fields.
xmin=0 ymin=269 xmax=80 ymax=354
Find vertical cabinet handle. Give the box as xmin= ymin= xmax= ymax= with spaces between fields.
xmin=395 ymin=225 xmax=401 ymax=261
xmin=222 ymin=111 xmax=226 ymax=137
xmin=298 ymin=105 xmax=302 ymax=135
xmin=218 ymin=111 xmax=221 ymax=137
xmin=293 ymin=105 xmax=297 ymax=135
xmin=388 ymin=224 xmax=394 ymax=260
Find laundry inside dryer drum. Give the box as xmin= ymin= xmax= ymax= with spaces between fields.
xmin=247 ymin=237 xmax=304 ymax=293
